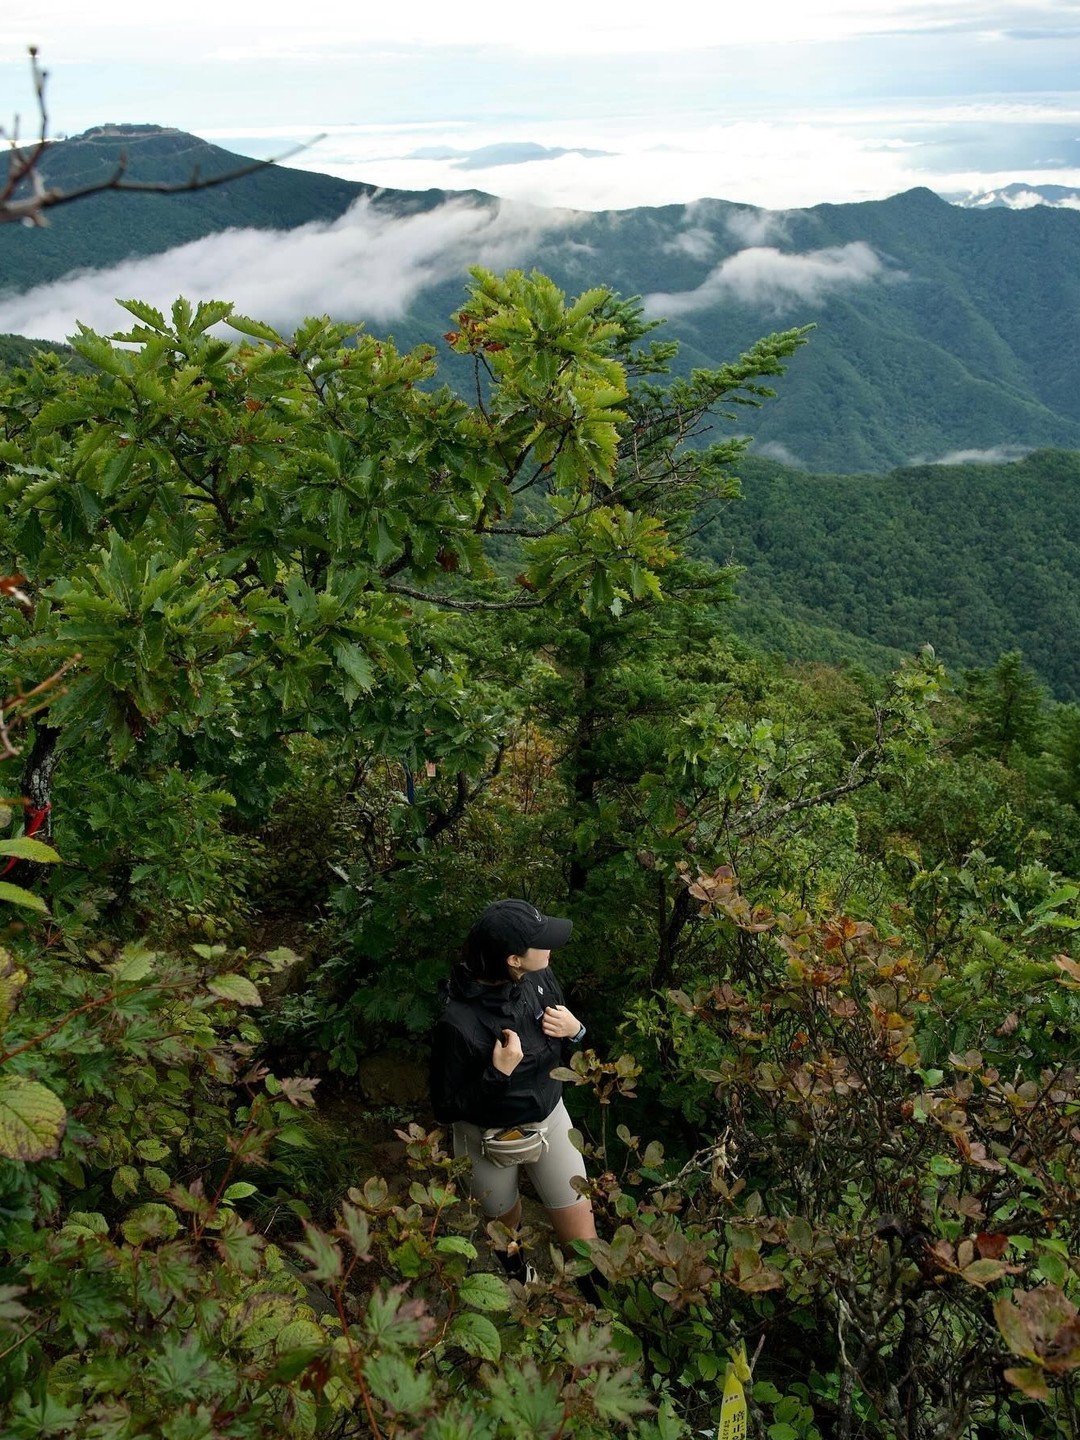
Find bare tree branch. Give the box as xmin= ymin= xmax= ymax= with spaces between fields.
xmin=383 ymin=582 xmax=545 ymax=612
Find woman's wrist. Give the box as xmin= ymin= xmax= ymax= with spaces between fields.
xmin=570 ymin=1023 xmax=586 ymax=1043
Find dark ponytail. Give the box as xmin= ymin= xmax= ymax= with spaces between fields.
xmin=461 ymin=927 xmax=512 ymax=984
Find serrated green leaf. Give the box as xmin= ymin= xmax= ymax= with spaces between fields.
xmin=117 ymin=298 xmax=169 ymax=332
xmin=364 ymin=1353 xmax=433 ymax=1413
xmin=208 ymin=973 xmax=262 ymax=1006
xmin=275 ymin=1318 xmax=326 ymax=1351
xmin=110 ymin=946 xmax=156 ymax=984
xmin=388 ymin=1238 xmax=424 ymax=1278
xmin=332 ymin=639 xmax=374 ymax=692
xmin=1036 ymin=1251 xmax=1068 ymax=1287
xmin=121 ymin=1203 xmax=180 ymax=1244
xmin=0 ymin=881 xmax=48 ymax=914
xmin=135 ymin=1138 xmax=170 ymax=1163
xmin=262 ymin=946 xmax=300 ymax=972
xmin=216 ymin=1215 xmax=265 ymax=1275
xmin=224 ymin=1182 xmax=258 ymax=1202
xmin=112 ymin=1165 xmax=140 ymax=1199
xmin=0 ymin=837 xmax=60 ymax=863
xmin=458 ymin=1271 xmax=511 ymax=1312
xmin=0 ymin=1076 xmax=66 ymax=1160
xmin=341 ymin=1204 xmax=372 ymax=1259
xmin=435 ymin=1235 xmax=477 ymax=1259
xmin=697 ymin=1352 xmax=721 ymax=1380
xmin=294 ymin=1223 xmax=344 ymax=1283
xmin=228 ymin=314 xmax=285 ymax=344
xmin=264 ymin=1345 xmax=325 ymax=1384
xmin=276 ymin=1124 xmax=313 ymax=1148
xmin=446 ymin=1310 xmax=501 ymax=1361
xmin=590 ymin=1366 xmax=651 ymax=1424
xmin=64 ymin=1211 xmax=109 ymax=1236
xmin=753 ymin=1382 xmax=785 ymax=1404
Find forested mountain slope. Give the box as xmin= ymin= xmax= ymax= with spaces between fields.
xmin=705 ymin=449 xmax=1080 ymax=696
xmin=4 ymin=129 xmax=1080 ymax=470
xmin=0 ymin=125 xmax=469 ymax=293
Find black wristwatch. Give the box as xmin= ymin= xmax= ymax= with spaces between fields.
xmin=570 ymin=1024 xmax=587 ymax=1043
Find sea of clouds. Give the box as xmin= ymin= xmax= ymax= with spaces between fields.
xmin=0 ymin=197 xmax=577 ymax=342
xmin=0 ymin=196 xmax=893 ymax=343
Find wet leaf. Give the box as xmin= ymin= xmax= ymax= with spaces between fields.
xmin=0 ymin=1076 xmax=66 ymax=1160
xmin=446 ymin=1311 xmax=500 ymax=1361
xmin=208 ymin=973 xmax=262 ymax=1006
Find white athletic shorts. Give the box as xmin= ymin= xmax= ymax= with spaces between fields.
xmin=452 ymin=1099 xmax=588 ymax=1215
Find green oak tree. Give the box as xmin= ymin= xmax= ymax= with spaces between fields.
xmin=0 ymin=273 xmax=805 ymax=930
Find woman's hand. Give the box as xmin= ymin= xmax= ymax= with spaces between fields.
xmin=542 ymin=1005 xmax=581 ymax=1039
xmin=492 ymin=1028 xmax=524 ymax=1075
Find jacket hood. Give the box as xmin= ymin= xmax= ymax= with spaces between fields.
xmin=448 ymin=962 xmax=515 ymax=1014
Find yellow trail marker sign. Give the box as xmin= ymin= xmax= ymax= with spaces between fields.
xmin=717 ymin=1342 xmax=751 ymax=1440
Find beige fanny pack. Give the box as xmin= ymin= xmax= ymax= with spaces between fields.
xmin=480 ymin=1125 xmax=549 ymax=1166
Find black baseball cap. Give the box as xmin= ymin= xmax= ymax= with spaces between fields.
xmin=472 ymin=899 xmax=572 ymax=957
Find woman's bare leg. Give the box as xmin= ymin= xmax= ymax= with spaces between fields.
xmin=496 ymin=1196 xmax=522 ymax=1231
xmin=547 ymin=1197 xmax=597 ymax=1245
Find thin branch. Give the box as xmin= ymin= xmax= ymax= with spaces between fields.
xmin=0 ymin=654 xmax=81 ymax=761
xmin=0 ymin=48 xmax=48 ymax=212
xmin=383 ymin=582 xmax=544 ymax=612
xmin=739 ymin=709 xmax=887 ymax=836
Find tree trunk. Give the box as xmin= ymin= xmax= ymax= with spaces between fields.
xmin=653 ymin=883 xmax=692 ymax=990
xmin=22 ymin=722 xmax=60 ymax=843
xmin=567 ymin=633 xmax=602 ymax=895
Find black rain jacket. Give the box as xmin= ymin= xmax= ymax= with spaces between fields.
xmin=429 ymin=963 xmax=578 ymax=1128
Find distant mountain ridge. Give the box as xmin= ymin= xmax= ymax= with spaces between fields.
xmin=404 ymin=142 xmax=612 ymax=169
xmin=953 ymin=182 xmax=1080 ymax=211
xmin=4 ymin=128 xmax=1080 ymax=472
xmin=1 ymin=125 xmax=455 ymax=294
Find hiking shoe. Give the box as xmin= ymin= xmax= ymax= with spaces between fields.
xmin=497 ymin=1247 xmax=530 ymax=1284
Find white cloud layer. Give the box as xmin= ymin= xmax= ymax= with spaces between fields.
xmin=644 ymin=242 xmax=888 ymax=316
xmin=754 ymin=441 xmax=808 ymax=468
xmin=662 ymin=228 xmax=717 ymax=261
xmin=282 ymin=121 xmax=928 ymax=212
xmin=725 ymin=209 xmax=792 ymax=247
xmin=0 ymin=197 xmax=572 ymax=342
xmin=268 ymin=110 xmax=1080 ymax=212
xmin=973 ymin=187 xmax=1080 ymax=209
xmin=911 ymin=445 xmax=1033 ymax=464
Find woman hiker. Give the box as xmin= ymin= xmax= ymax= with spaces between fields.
xmin=429 ymin=898 xmax=597 ymax=1286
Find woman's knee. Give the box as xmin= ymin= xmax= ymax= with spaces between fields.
xmin=547 ymin=1197 xmax=597 ymax=1244
xmin=495 ymin=1196 xmax=522 ymax=1228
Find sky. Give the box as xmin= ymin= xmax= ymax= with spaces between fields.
xmin=3 ymin=0 xmax=1080 ymax=212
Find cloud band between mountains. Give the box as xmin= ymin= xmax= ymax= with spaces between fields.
xmin=645 ymin=240 xmax=888 ymax=315
xmin=0 ymin=198 xmax=890 ymax=344
xmin=0 ymin=196 xmax=573 ymax=343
